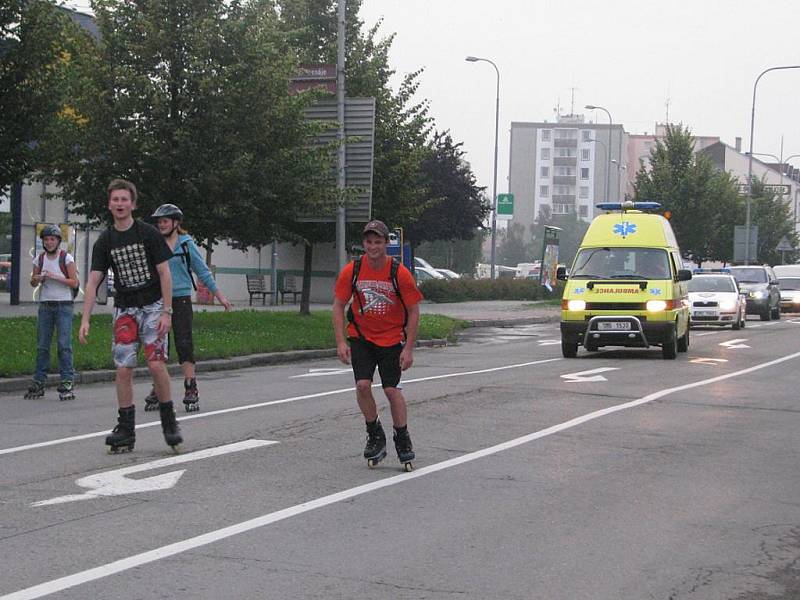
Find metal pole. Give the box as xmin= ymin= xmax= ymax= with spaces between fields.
xmin=335 ymin=0 xmax=347 ymax=272
xmin=746 ymin=65 xmax=800 ymax=265
xmin=10 ymin=182 xmax=21 ymax=305
xmin=465 ymin=56 xmax=500 ymax=280
xmin=617 ymin=127 xmax=624 ymax=201
xmin=586 ymin=105 xmax=612 ymax=202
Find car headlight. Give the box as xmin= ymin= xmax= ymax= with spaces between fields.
xmin=719 ymin=299 xmax=736 ymax=311
xmin=567 ymin=299 xmax=586 ymax=311
xmin=750 ymin=290 xmax=766 ymax=299
xmin=646 ymin=300 xmax=667 ymax=312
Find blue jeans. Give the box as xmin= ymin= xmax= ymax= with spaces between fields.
xmin=34 ymin=302 xmax=75 ymax=382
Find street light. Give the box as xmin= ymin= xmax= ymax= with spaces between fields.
xmin=611 ymin=159 xmax=628 ymax=199
xmin=585 ymin=104 xmax=613 ymax=201
xmin=748 ymin=150 xmax=800 ymax=225
xmin=745 ymin=65 xmax=800 ymax=264
xmin=466 ymin=55 xmax=500 ymax=280
xmin=586 ymin=138 xmax=607 ymax=208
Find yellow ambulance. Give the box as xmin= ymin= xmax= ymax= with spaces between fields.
xmin=557 ymin=201 xmax=692 ymax=359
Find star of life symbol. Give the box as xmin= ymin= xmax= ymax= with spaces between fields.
xmin=361 ymin=288 xmax=394 ymax=312
xmin=613 ymin=222 xmax=637 ymax=237
xmin=649 ymin=288 xmax=663 ymax=295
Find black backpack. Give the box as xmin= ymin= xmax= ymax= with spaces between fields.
xmin=346 ymin=256 xmax=408 ymax=341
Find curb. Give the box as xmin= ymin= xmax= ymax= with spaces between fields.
xmin=0 ymin=338 xmax=451 ymax=394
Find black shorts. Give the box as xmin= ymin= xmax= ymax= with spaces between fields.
xmin=349 ymin=337 xmax=403 ymax=389
xmin=171 ymin=296 xmax=194 ymax=364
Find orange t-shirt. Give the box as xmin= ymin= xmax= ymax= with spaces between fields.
xmin=334 ymin=257 xmax=423 ymax=347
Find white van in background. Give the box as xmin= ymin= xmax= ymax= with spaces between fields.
xmin=515 ymin=262 xmax=541 ymax=279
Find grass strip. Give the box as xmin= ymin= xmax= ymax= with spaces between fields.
xmin=0 ymin=310 xmax=464 ymax=378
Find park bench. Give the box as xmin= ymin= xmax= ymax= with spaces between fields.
xmin=246 ymin=274 xmax=271 ymax=306
xmin=279 ymin=274 xmax=302 ymax=304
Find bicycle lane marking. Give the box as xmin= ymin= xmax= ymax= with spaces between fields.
xmin=0 ymin=358 xmax=562 ymax=456
xmin=5 ymin=349 xmax=800 ymax=600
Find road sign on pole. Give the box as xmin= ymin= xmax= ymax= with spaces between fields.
xmin=496 ymin=193 xmax=514 ymax=220
xmin=734 ymin=225 xmax=758 ymax=263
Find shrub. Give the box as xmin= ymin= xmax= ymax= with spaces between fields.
xmin=419 ymin=278 xmax=564 ymax=303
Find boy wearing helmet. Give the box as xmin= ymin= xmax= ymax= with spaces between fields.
xmin=79 ymin=179 xmax=183 ymax=452
xmin=332 ymin=220 xmax=423 ymax=470
xmin=142 ymin=203 xmax=232 ymax=413
xmin=24 ymin=225 xmax=79 ymax=401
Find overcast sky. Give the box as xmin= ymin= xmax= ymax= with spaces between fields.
xmin=61 ymin=0 xmax=800 ymax=200
xmin=358 ymin=0 xmax=800 ymax=197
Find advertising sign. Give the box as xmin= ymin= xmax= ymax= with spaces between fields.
xmin=539 ymin=226 xmax=562 ymax=290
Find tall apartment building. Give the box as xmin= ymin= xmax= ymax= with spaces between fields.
xmin=508 ymin=114 xmax=627 ymax=240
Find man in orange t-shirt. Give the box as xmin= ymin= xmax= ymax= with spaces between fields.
xmin=333 ymin=220 xmax=423 ymax=469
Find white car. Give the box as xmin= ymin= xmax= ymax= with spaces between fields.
xmin=414 ymin=256 xmax=435 ymax=270
xmin=687 ymin=273 xmax=746 ymax=329
xmin=778 ymin=276 xmax=800 ymax=312
xmin=415 ymin=266 xmax=446 ymax=282
xmin=435 ymin=268 xmax=460 ymax=279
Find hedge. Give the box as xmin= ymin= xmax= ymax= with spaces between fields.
xmin=419 ymin=278 xmax=564 ymax=303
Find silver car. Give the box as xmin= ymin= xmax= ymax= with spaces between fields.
xmin=688 ymin=273 xmax=746 ymax=329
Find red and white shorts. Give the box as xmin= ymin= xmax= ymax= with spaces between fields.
xmin=112 ymin=301 xmax=168 ymax=368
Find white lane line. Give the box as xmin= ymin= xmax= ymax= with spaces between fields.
xmin=6 ymin=349 xmax=800 ymax=600
xmin=0 ymin=358 xmax=562 ymax=457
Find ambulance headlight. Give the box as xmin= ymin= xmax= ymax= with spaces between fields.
xmin=719 ymin=299 xmax=736 ymax=311
xmin=646 ymin=300 xmax=667 ymax=312
xmin=567 ymin=299 xmax=586 ymax=311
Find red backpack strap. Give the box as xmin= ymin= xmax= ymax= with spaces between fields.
xmin=36 ymin=252 xmax=45 ymax=271
xmin=58 ymin=250 xmax=68 ymax=278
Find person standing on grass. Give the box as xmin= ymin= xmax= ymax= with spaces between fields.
xmin=141 ymin=203 xmax=233 ymax=413
xmin=23 ymin=224 xmax=79 ymax=401
xmin=332 ymin=220 xmax=423 ymax=470
xmin=79 ymin=179 xmax=183 ymax=452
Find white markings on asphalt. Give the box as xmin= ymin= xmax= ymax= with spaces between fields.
xmin=719 ymin=338 xmax=750 ymax=349
xmin=7 ymin=350 xmax=800 ymax=600
xmin=690 ymin=358 xmax=729 ymax=365
xmin=560 ymin=367 xmax=619 ymax=383
xmin=290 ymin=368 xmax=352 ymax=378
xmin=31 ymin=440 xmax=276 ymax=507
xmin=0 ymin=358 xmax=562 ymax=457
xmin=537 ymin=339 xmax=562 ymax=346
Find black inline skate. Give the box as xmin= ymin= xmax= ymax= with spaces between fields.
xmin=57 ymin=380 xmax=75 ymax=401
xmin=182 ymin=378 xmax=199 ymax=412
xmin=393 ymin=426 xmax=415 ymax=472
xmin=106 ymin=406 xmax=136 ymax=453
xmin=24 ymin=380 xmax=45 ymax=399
xmin=143 ymin=386 xmax=159 ymax=411
xmin=159 ymin=401 xmax=183 ymax=452
xmin=364 ymin=418 xmax=387 ymax=468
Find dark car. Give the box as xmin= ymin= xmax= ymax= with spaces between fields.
xmin=728 ymin=265 xmax=781 ymax=321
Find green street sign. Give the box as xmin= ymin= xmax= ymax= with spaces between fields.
xmin=497 ymin=193 xmax=514 ymax=219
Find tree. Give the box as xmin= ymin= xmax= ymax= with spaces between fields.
xmin=0 ymin=1 xmax=86 ymax=191
xmin=748 ymin=179 xmax=799 ymax=265
xmin=497 ymin=222 xmax=534 ymax=266
xmin=40 ymin=0 xmax=324 ymax=261
xmin=633 ymin=124 xmax=741 ymax=265
xmin=404 ymin=131 xmax=489 ymax=247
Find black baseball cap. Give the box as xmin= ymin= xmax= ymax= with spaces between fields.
xmin=363 ymin=220 xmax=390 ymax=239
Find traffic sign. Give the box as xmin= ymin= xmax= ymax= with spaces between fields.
xmin=496 ymin=193 xmax=514 ymax=220
xmin=776 ymin=236 xmax=794 ymax=252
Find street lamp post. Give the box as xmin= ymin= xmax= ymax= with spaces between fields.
xmin=745 ymin=65 xmax=800 ymax=265
xmin=586 ymin=105 xmax=613 ymax=202
xmin=466 ymin=55 xmax=500 ymax=280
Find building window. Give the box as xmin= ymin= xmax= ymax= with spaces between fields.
xmin=579 ymin=205 xmax=588 ymax=218
xmin=555 ymin=128 xmax=577 ymax=139
xmin=581 ymin=130 xmax=592 ymax=141
xmin=581 ymin=148 xmax=590 ymax=161
xmin=580 ymin=167 xmax=590 ymax=180
xmin=557 ymin=147 xmax=577 ymax=158
xmin=540 ymin=166 xmax=549 ymax=178
xmin=540 ymin=185 xmax=549 ymax=198
xmin=553 ymin=204 xmax=573 ymax=215
xmin=579 ymin=186 xmax=589 ymax=199
xmin=541 ymin=129 xmax=551 ymax=142
xmin=541 ymin=147 xmax=551 ymax=160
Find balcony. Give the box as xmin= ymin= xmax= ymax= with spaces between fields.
xmin=554 ymin=139 xmax=578 ymax=148
xmin=552 ymin=194 xmax=575 ymax=204
xmin=553 ymin=176 xmax=576 ymax=186
xmin=553 ymin=157 xmax=577 ymax=167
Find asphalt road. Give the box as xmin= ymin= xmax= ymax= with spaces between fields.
xmin=2 ymin=315 xmax=800 ymax=599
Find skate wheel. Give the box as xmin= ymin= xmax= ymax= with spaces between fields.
xmin=403 ymin=462 xmax=414 ymax=472
xmin=170 ymin=444 xmax=182 ymax=454
xmin=367 ymin=458 xmax=378 ymax=468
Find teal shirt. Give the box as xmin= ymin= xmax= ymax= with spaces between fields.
xmin=168 ymin=234 xmax=218 ymax=298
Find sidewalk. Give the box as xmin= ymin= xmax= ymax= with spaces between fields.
xmin=0 ymin=295 xmax=560 ymax=393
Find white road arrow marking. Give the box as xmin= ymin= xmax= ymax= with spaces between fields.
xmin=560 ymin=367 xmax=619 ymax=383
xmin=691 ymin=357 xmax=729 ymax=365
xmin=32 ymin=439 xmax=277 ymax=507
xmin=290 ymin=368 xmax=352 ymax=379
xmin=537 ymin=339 xmax=562 ymax=346
xmin=719 ymin=338 xmax=750 ymax=349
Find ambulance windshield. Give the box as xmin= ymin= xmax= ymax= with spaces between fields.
xmin=571 ymin=247 xmax=671 ymax=279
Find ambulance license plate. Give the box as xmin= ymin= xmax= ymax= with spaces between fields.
xmin=597 ymin=321 xmax=631 ymax=331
